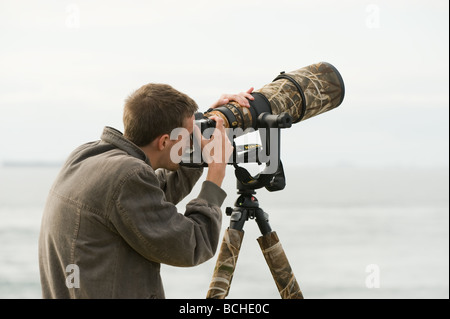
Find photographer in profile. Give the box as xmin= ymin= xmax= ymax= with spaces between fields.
xmin=38 ymin=83 xmax=254 ymax=299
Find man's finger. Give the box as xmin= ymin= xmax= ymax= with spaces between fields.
xmin=228 ymin=94 xmax=250 ymax=108
xmin=210 ymin=115 xmax=224 ymax=128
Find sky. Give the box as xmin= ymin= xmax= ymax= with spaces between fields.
xmin=0 ymin=0 xmax=448 ymax=168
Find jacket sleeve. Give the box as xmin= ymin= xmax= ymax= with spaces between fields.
xmin=155 ymin=166 xmax=204 ymax=205
xmin=111 ymin=166 xmax=226 ymax=267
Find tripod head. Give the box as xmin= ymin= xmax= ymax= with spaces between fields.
xmin=232 ymin=112 xmax=292 ymax=193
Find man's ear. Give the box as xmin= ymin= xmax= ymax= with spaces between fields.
xmin=157 ymin=134 xmax=170 ymax=151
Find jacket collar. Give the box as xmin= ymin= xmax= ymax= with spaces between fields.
xmin=101 ymin=126 xmax=151 ymax=165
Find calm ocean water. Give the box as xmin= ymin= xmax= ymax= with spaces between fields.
xmin=0 ymin=165 xmax=448 ymax=299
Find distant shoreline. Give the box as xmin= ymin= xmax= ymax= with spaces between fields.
xmin=1 ymin=161 xmax=63 ymax=168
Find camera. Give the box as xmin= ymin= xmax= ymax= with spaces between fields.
xmin=182 ymin=62 xmax=345 ymax=191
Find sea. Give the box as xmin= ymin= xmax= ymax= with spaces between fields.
xmin=0 ymin=164 xmax=448 ymax=299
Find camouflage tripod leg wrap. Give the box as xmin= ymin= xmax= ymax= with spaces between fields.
xmin=206 ymin=228 xmax=244 ymax=299
xmin=257 ymin=231 xmax=304 ymax=299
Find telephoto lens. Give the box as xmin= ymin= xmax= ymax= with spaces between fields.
xmin=199 ymin=62 xmax=345 ymax=134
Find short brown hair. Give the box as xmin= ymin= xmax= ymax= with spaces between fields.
xmin=123 ymin=83 xmax=198 ymax=146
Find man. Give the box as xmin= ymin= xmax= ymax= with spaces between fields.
xmin=38 ymin=83 xmax=254 ymax=298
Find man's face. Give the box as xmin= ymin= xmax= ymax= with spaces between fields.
xmin=162 ymin=115 xmax=195 ymax=171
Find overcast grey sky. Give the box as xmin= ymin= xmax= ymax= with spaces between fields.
xmin=0 ymin=0 xmax=448 ymax=168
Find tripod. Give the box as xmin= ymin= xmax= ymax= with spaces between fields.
xmin=206 ymin=181 xmax=303 ymax=299
xmin=206 ymin=113 xmax=303 ymax=299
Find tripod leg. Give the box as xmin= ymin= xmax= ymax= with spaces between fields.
xmin=206 ymin=228 xmax=244 ymax=299
xmin=257 ymin=231 xmax=304 ymax=299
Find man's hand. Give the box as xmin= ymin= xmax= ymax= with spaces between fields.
xmin=199 ymin=116 xmax=234 ymax=188
xmin=209 ymin=87 xmax=255 ymax=109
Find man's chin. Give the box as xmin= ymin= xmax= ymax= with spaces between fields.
xmin=166 ymin=162 xmax=180 ymax=171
